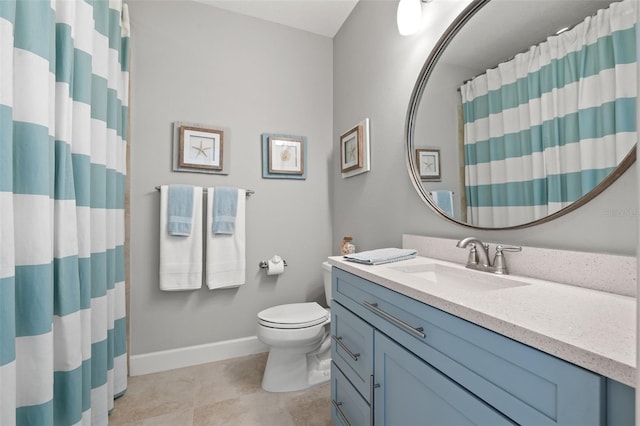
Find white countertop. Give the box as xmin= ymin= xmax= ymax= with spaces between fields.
xmin=328 ymin=255 xmax=636 ymax=388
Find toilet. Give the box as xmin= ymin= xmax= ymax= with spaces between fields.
xmin=257 ymin=261 xmax=333 ymax=392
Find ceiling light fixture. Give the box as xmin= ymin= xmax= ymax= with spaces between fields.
xmin=397 ymin=0 xmax=431 ymax=36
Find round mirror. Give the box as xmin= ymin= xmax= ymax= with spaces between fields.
xmin=406 ymin=0 xmax=636 ymax=229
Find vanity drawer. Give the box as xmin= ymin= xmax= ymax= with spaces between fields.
xmin=331 ymin=300 xmax=374 ymax=402
xmin=333 ymin=267 xmax=605 ymax=426
xmin=331 ymin=362 xmax=370 ymax=426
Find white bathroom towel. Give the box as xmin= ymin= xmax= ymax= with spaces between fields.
xmin=159 ymin=185 xmax=203 ymax=291
xmin=206 ymin=187 xmax=246 ymax=289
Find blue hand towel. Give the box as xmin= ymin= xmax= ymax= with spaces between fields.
xmin=212 ymin=187 xmax=238 ymax=235
xmin=344 ymin=248 xmax=417 ymax=265
xmin=430 ymin=190 xmax=454 ymax=216
xmin=167 ymin=185 xmax=194 ymax=236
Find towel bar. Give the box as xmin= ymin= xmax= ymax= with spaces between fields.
xmin=155 ymin=186 xmax=254 ymax=196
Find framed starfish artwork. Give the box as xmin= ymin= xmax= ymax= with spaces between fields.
xmin=177 ymin=125 xmax=223 ymax=171
xmin=173 ymin=122 xmax=229 ymax=174
xmin=340 ymin=118 xmax=370 ymax=179
xmin=340 ymin=124 xmax=363 ymax=173
xmin=416 ymin=148 xmax=441 ymax=180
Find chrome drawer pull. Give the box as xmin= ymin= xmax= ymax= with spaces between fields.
xmin=332 ymin=335 xmax=360 ymax=361
xmin=332 ymin=400 xmax=352 ymax=426
xmin=363 ymin=301 xmax=426 ymax=339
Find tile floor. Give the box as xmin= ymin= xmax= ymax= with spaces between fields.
xmin=108 ymin=353 xmax=332 ymax=426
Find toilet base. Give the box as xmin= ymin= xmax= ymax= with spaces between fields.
xmin=261 ymin=345 xmax=331 ymax=392
xmin=306 ymin=350 xmax=331 ymax=388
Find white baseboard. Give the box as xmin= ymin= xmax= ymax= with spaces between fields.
xmin=129 ymin=336 xmax=268 ymax=376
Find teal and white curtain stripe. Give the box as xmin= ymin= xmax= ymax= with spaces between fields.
xmin=0 ymin=0 xmax=129 ymax=424
xmin=460 ymin=0 xmax=637 ymax=228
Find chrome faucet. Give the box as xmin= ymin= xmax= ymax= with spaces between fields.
xmin=456 ymin=237 xmax=491 ymax=268
xmin=456 ymin=237 xmax=522 ymax=274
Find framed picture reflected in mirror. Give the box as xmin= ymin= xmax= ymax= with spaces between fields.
xmin=416 ymin=148 xmax=441 ymax=180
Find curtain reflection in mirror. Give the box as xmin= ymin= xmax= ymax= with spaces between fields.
xmin=460 ymin=0 xmax=636 ymax=227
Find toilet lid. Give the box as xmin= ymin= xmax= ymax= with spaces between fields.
xmin=258 ymin=302 xmax=329 ymax=329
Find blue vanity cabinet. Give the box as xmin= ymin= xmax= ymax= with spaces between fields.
xmin=331 ymin=363 xmax=370 ymax=426
xmin=606 ymin=379 xmax=635 ymax=426
xmin=331 ymin=266 xmax=634 ymax=426
xmin=331 ymin=301 xmax=374 ymax=401
xmin=330 ymin=300 xmax=374 ymax=426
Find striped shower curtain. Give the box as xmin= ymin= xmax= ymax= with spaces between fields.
xmin=460 ymin=0 xmax=637 ymax=228
xmin=0 ymin=1 xmax=129 ymax=424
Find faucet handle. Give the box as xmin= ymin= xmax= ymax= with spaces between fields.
xmin=496 ymin=244 xmax=522 ymax=253
xmin=493 ymin=245 xmax=521 ymax=274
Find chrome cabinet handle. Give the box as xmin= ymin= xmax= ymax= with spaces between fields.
xmin=363 ymin=301 xmax=426 ymax=339
xmin=332 ymin=400 xmax=352 ymax=426
xmin=332 ymin=335 xmax=360 ymax=361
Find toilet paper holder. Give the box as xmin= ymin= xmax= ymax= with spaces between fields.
xmin=259 ymin=258 xmax=288 ymax=269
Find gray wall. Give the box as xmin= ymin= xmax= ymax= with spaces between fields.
xmin=415 ymin=61 xmax=478 ymax=220
xmin=128 ymin=0 xmax=637 ymax=358
xmin=333 ymin=0 xmax=637 ymax=257
xmin=128 ymin=1 xmax=333 ymax=355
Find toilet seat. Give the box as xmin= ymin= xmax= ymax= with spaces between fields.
xmin=258 ymin=302 xmax=329 ymax=329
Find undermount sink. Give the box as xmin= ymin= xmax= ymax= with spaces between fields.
xmin=387 ymin=263 xmax=531 ymax=291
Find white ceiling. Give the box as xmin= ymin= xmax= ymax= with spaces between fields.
xmin=194 ymin=0 xmax=613 ymax=61
xmin=195 ymin=0 xmax=360 ymax=38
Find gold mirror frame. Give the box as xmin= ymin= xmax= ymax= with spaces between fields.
xmin=405 ymin=0 xmax=636 ymax=230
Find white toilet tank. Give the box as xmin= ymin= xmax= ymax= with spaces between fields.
xmin=322 ymin=261 xmax=332 ymax=307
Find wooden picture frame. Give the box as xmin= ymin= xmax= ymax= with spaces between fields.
xmin=340 ymin=118 xmax=371 ymax=179
xmin=261 ymin=133 xmax=307 ymax=180
xmin=178 ymin=126 xmax=224 ymax=170
xmin=340 ymin=124 xmax=363 ymax=173
xmin=177 ymin=125 xmax=223 ymax=171
xmin=416 ymin=148 xmax=441 ymax=180
xmin=268 ymin=136 xmax=304 ymax=175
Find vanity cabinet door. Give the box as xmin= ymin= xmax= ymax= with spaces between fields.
xmin=606 ymin=379 xmax=635 ymax=426
xmin=331 ymin=362 xmax=370 ymax=426
xmin=373 ymin=331 xmax=516 ymax=426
